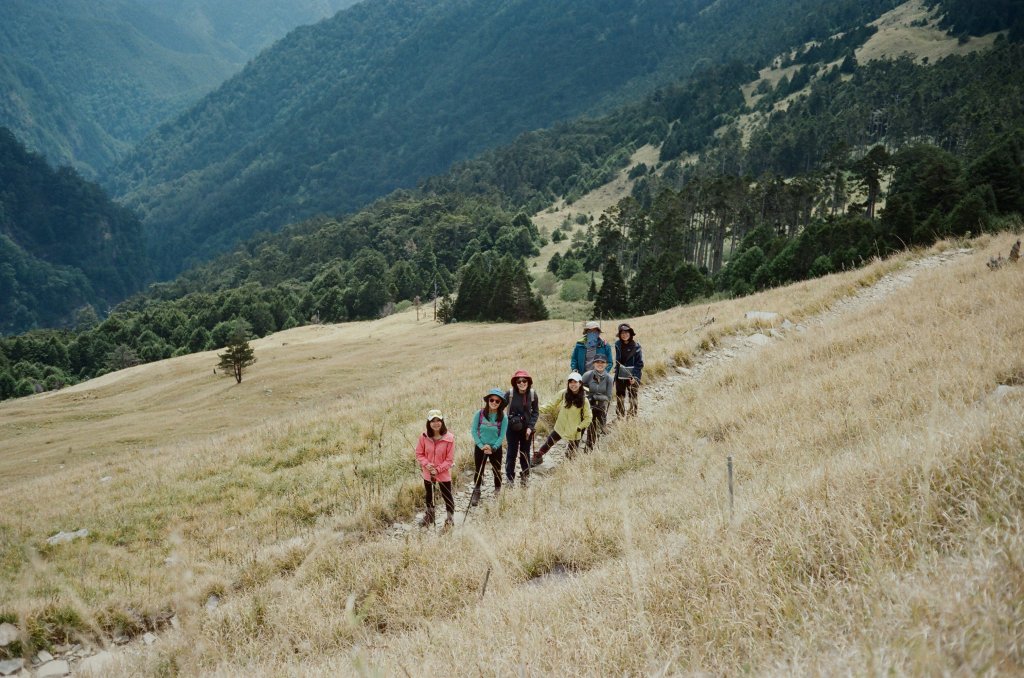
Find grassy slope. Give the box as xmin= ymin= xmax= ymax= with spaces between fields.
xmin=1 ymin=233 xmax=1022 ymax=675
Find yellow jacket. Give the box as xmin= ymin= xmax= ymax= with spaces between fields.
xmin=552 ymin=396 xmax=593 ymax=441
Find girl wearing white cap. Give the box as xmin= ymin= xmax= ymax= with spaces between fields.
xmin=531 ymin=372 xmax=593 ymax=465
xmin=415 ymin=409 xmax=456 ymax=530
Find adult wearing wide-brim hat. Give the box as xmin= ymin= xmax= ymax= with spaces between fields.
xmin=414 ymin=409 xmax=456 ymax=530
xmin=469 ymin=388 xmax=508 ymax=506
xmin=614 ymin=323 xmax=644 ymax=418
xmin=570 ymin=320 xmax=613 ymax=376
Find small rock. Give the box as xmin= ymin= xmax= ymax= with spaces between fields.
xmin=35 ymin=651 xmax=54 ymax=664
xmin=169 ymin=615 xmax=180 ymax=630
xmin=45 ymin=529 xmax=88 ymax=546
xmin=205 ymin=594 xmax=220 ymax=611
xmin=142 ymin=632 xmax=157 ymax=645
xmin=781 ymin=319 xmax=795 ymax=330
xmin=744 ymin=311 xmax=779 ymax=322
xmin=112 ymin=635 xmax=129 ymax=645
xmin=990 ymin=385 xmax=1024 ymax=401
xmin=674 ymin=366 xmax=691 ymax=375
xmin=99 ymin=476 xmax=112 ymax=483
xmin=0 ymin=659 xmax=24 ymax=676
xmin=746 ymin=333 xmax=771 ymax=346
xmin=35 ymin=660 xmax=70 ymax=678
xmin=0 ymin=622 xmax=17 ymax=646
xmin=77 ymin=651 xmax=116 ymax=676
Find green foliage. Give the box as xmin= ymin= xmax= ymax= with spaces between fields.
xmin=593 ymin=258 xmax=629 ymax=318
xmin=217 ymin=328 xmax=256 ymax=384
xmin=0 ymin=129 xmax=148 ymax=334
xmin=108 ymin=0 xmax=901 ymax=277
xmin=0 ymin=0 xmax=360 ymax=177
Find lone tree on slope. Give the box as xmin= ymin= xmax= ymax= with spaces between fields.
xmin=217 ymin=325 xmax=256 ymax=383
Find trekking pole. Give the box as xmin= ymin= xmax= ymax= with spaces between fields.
xmin=463 ymin=449 xmax=487 ymax=525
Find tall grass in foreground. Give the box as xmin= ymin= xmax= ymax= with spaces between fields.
xmin=2 ymin=237 xmax=1021 ymax=675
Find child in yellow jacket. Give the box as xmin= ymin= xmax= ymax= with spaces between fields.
xmin=531 ymin=372 xmax=593 ymax=464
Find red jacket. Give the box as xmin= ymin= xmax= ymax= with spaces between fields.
xmin=415 ymin=431 xmax=455 ymax=482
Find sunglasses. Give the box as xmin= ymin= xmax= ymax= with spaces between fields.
xmin=515 ymin=379 xmax=528 ymax=384
xmin=487 ymin=398 xmax=502 ymax=404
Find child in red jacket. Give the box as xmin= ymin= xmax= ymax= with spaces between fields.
xmin=415 ymin=409 xmax=456 ymax=530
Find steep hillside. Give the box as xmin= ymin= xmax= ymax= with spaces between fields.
xmin=0 ymin=235 xmax=1021 ymax=674
xmin=0 ymin=0 xmax=358 ymax=177
xmin=0 ymin=128 xmax=148 ymax=334
xmin=107 ymin=0 xmax=901 ymax=277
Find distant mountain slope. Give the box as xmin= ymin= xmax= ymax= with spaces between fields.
xmin=0 ymin=127 xmax=148 ymax=333
xmin=107 ymin=0 xmax=902 ymax=277
xmin=0 ymin=0 xmax=359 ymax=177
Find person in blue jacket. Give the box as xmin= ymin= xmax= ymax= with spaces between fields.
xmin=470 ymin=388 xmax=508 ymax=506
xmin=614 ymin=323 xmax=644 ymax=418
xmin=570 ymin=320 xmax=613 ymax=376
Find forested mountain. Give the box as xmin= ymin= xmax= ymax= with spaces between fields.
xmin=0 ymin=128 xmax=148 ymax=334
xmin=0 ymin=0 xmax=359 ymax=178
xmin=2 ymin=0 xmax=1021 ymax=400
xmin=107 ymin=0 xmax=902 ymax=277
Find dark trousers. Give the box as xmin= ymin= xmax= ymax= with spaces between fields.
xmin=585 ymin=403 xmax=607 ymax=451
xmin=473 ymin=446 xmax=502 ymax=490
xmin=505 ymin=429 xmax=532 ymax=481
xmin=424 ymin=479 xmax=455 ymax=514
xmin=615 ymin=379 xmax=640 ymax=418
xmin=536 ymin=431 xmax=581 ymax=460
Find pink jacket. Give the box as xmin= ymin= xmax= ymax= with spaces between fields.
xmin=415 ymin=431 xmax=455 ymax=482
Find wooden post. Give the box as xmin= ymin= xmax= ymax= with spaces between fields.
xmin=480 ymin=565 xmax=492 ymax=599
xmin=727 ymin=456 xmax=734 ymax=522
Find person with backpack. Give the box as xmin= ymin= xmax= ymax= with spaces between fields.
xmin=531 ymin=372 xmax=592 ymax=465
xmin=581 ymin=354 xmax=614 ymax=452
xmin=414 ymin=409 xmax=456 ymax=531
xmin=505 ymin=370 xmax=539 ymax=488
xmin=470 ymin=388 xmax=508 ymax=506
xmin=570 ymin=321 xmax=613 ymax=376
xmin=614 ymin=323 xmax=644 ymax=418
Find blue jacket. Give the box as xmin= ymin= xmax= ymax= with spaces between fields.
xmin=614 ymin=339 xmax=644 ymax=382
xmin=570 ymin=339 xmax=613 ymax=375
xmin=471 ymin=410 xmax=508 ymax=449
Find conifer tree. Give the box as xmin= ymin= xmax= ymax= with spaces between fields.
xmin=217 ymin=326 xmax=256 ymax=384
xmin=593 ymin=257 xmax=629 ymax=318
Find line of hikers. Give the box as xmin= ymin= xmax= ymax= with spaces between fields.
xmin=414 ymin=322 xmax=644 ymax=529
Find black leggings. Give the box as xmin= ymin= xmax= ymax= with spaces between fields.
xmin=473 ymin=446 xmax=503 ymax=490
xmin=424 ymin=479 xmax=455 ymax=513
xmin=536 ymin=431 xmax=581 ymax=459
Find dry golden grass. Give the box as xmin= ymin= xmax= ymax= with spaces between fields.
xmin=2 ymin=236 xmax=1023 ymax=676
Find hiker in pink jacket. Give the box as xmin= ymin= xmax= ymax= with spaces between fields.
xmin=415 ymin=409 xmax=456 ymax=530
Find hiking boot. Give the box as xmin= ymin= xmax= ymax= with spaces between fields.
xmin=531 ymin=452 xmax=544 ymax=466
xmin=418 ymin=507 xmax=435 ymax=528
xmin=470 ymin=488 xmax=480 ymax=507
xmin=441 ymin=513 xmax=454 ymax=533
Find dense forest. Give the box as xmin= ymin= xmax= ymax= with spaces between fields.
xmin=106 ymin=0 xmax=902 ymax=278
xmin=0 ymin=128 xmax=148 ymax=335
xmin=0 ymin=0 xmax=359 ymax=177
xmin=1 ymin=0 xmax=1022 ymax=400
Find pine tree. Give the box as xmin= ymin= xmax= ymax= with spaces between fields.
xmin=593 ymin=257 xmax=629 ymax=318
xmin=217 ymin=327 xmax=256 ymax=384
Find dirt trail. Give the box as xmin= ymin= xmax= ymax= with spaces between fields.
xmin=387 ymin=248 xmax=973 ymax=537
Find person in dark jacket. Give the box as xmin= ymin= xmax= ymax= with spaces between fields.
xmin=570 ymin=320 xmax=613 ymax=376
xmin=504 ymin=369 xmax=539 ymax=487
xmin=581 ymin=354 xmax=614 ymax=452
xmin=614 ymin=323 xmax=644 ymax=418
